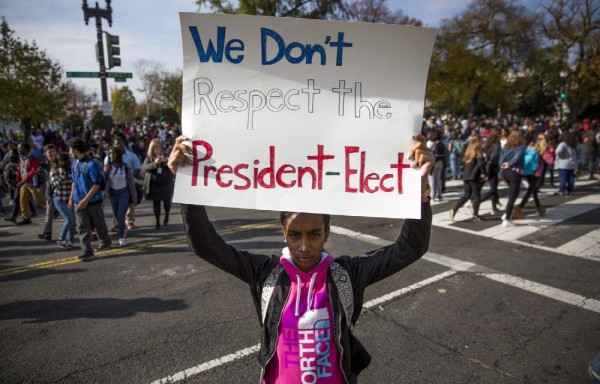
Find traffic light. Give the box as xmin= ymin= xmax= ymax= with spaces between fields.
xmin=560 ymin=92 xmax=567 ymax=99
xmin=105 ymin=32 xmax=121 ymax=69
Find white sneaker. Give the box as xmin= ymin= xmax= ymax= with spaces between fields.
xmin=119 ymin=238 xmax=127 ymax=247
xmin=502 ymin=219 xmax=516 ymax=227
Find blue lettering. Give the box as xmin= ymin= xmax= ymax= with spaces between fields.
xmin=189 ymin=26 xmax=245 ymax=64
xmin=261 ymin=28 xmax=286 ymax=65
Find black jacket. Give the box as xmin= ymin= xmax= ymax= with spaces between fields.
xmin=462 ymin=156 xmax=487 ymax=182
xmin=181 ymin=203 xmax=432 ymax=383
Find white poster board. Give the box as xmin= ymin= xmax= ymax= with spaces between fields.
xmin=175 ymin=13 xmax=436 ymax=218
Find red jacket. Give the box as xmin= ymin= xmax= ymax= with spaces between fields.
xmin=16 ymin=156 xmax=40 ymax=184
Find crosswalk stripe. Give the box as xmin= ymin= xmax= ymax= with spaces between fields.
xmin=432 ymin=189 xmax=600 ymax=261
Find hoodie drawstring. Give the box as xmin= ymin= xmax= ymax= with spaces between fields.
xmin=307 ymin=272 xmax=317 ymax=311
xmin=295 ymin=272 xmax=318 ymax=316
xmin=295 ymin=275 xmax=301 ymax=316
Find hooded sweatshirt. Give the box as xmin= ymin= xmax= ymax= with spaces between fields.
xmin=263 ymin=248 xmax=345 ymax=384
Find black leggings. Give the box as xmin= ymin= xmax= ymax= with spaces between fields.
xmin=502 ymin=169 xmax=522 ymax=220
xmin=153 ymin=200 xmax=172 ymax=225
xmin=453 ymin=180 xmax=482 ymax=216
xmin=519 ymin=175 xmax=541 ymax=209
xmin=480 ymin=174 xmax=500 ymax=210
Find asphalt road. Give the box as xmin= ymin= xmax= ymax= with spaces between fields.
xmin=1 ymin=179 xmax=599 ymax=384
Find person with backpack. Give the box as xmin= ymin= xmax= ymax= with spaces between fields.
xmin=68 ymin=137 xmax=111 ymax=260
xmin=167 ymin=134 xmax=434 ymax=384
xmin=555 ymin=131 xmax=579 ymax=196
xmin=514 ymin=134 xmax=547 ymax=219
xmin=447 ymin=131 xmax=465 ymax=180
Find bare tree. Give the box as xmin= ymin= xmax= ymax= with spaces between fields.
xmin=133 ymin=59 xmax=163 ymax=118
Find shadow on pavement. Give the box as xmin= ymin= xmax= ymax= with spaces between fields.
xmin=0 ymin=297 xmax=188 ymax=323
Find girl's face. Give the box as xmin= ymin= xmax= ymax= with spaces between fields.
xmin=153 ymin=145 xmax=162 ymax=157
xmin=282 ymin=213 xmax=330 ymax=273
xmin=109 ymin=150 xmax=117 ymax=163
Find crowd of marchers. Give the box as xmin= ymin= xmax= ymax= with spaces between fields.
xmin=421 ymin=116 xmax=599 ymax=227
xmin=0 ymin=122 xmax=180 ymax=259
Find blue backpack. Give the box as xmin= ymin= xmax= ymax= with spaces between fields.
xmin=523 ymin=148 xmax=539 ymax=176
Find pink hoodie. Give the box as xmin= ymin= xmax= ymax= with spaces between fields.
xmin=263 ymin=248 xmax=345 ymax=384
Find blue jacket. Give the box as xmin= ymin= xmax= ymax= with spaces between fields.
xmin=71 ymin=157 xmax=104 ymax=204
xmin=499 ymin=145 xmax=526 ymax=170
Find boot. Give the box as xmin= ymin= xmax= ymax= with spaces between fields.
xmin=513 ymin=206 xmax=523 ymax=220
xmin=537 ymin=206 xmax=546 ymax=216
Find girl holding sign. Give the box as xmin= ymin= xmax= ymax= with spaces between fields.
xmin=168 ymin=134 xmax=434 ymax=383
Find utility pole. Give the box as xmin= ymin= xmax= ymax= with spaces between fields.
xmin=81 ymin=0 xmax=118 ymax=142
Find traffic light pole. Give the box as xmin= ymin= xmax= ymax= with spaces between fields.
xmin=82 ymin=0 xmax=114 ymax=142
xmin=95 ymin=13 xmax=111 ymax=142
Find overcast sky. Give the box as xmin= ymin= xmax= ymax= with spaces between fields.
xmin=0 ymin=0 xmax=547 ymax=102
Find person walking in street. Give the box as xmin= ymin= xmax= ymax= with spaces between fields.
xmin=68 ymin=138 xmax=111 ymax=260
xmin=515 ymin=134 xmax=547 ymax=219
xmin=541 ymin=137 xmax=556 ymax=188
xmin=142 ymin=139 xmax=174 ymax=230
xmin=51 ymin=152 xmax=75 ymax=250
xmin=555 ymin=131 xmax=579 ymax=196
xmin=104 ymin=146 xmax=137 ymax=247
xmin=167 ymin=134 xmax=434 ymax=384
xmin=106 ymin=136 xmax=142 ymax=231
xmin=499 ymin=130 xmax=527 ymax=227
xmin=480 ymin=131 xmax=502 ymax=214
xmin=38 ymin=144 xmax=58 ymax=240
xmin=583 ymin=125 xmax=598 ymax=180
xmin=448 ymin=131 xmax=465 ymax=180
xmin=448 ymin=135 xmax=487 ymax=222
xmin=15 ymin=142 xmax=46 ymax=225
xmin=427 ymin=130 xmax=447 ymax=201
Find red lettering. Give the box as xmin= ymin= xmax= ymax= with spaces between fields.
xmin=216 ymin=165 xmax=233 ymax=187
xmin=306 ymin=145 xmax=335 ymax=190
xmin=389 ymin=152 xmax=410 ymax=194
xmin=233 ymin=164 xmax=250 ymax=190
xmin=257 ymin=146 xmax=275 ymax=188
xmin=380 ymin=173 xmax=394 ymax=192
xmin=203 ymin=165 xmax=216 ymax=186
xmin=364 ymin=173 xmax=380 ymax=193
xmin=276 ymin=164 xmax=297 ymax=188
xmin=191 ymin=140 xmax=213 ymax=186
xmin=298 ymin=167 xmax=317 ymax=189
xmin=345 ymin=146 xmax=359 ymax=193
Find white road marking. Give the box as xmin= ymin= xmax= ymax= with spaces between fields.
xmin=482 ymin=273 xmax=600 ymax=314
xmin=151 ymin=220 xmax=600 ymax=383
xmin=150 ymin=344 xmax=261 ymax=384
xmin=433 ymin=191 xmax=600 ymax=261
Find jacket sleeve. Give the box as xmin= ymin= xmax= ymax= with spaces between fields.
xmin=126 ymin=166 xmax=137 ymax=202
xmin=344 ymin=201 xmax=432 ymax=288
xmin=22 ymin=158 xmax=39 ymax=184
xmin=181 ymin=204 xmax=274 ymax=286
xmin=141 ymin=158 xmax=157 ymax=174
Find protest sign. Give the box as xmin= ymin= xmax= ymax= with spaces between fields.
xmin=174 ymin=13 xmax=436 ymax=218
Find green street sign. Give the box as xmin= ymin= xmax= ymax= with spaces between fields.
xmin=66 ymin=71 xmax=100 ymax=78
xmin=108 ymin=72 xmax=133 ymax=79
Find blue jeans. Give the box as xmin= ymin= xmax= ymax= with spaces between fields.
xmin=449 ymin=153 xmax=462 ymax=179
xmin=558 ymin=169 xmax=575 ymax=195
xmin=109 ymin=187 xmax=130 ymax=238
xmin=53 ymin=198 xmax=75 ymax=243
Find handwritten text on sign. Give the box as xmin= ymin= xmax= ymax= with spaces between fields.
xmin=175 ymin=13 xmax=436 ymax=218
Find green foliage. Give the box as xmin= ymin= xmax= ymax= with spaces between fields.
xmin=155 ymin=71 xmax=182 ymax=120
xmin=110 ymin=86 xmax=136 ymax=124
xmin=0 ymin=18 xmax=70 ymax=127
xmin=197 ymin=0 xmax=344 ymax=18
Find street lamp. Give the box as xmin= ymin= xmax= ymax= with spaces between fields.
xmin=81 ymin=0 xmax=115 ymax=142
xmin=559 ymin=70 xmax=567 ymax=124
